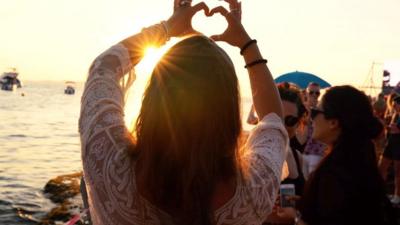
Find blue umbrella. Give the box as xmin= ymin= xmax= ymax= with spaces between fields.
xmin=274 ymin=71 xmax=331 ymax=89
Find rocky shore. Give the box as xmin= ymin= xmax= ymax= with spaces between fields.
xmin=36 ymin=170 xmax=400 ymax=225
xmin=38 ymin=172 xmax=86 ymax=225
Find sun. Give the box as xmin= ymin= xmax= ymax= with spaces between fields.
xmin=136 ymin=46 xmax=168 ymax=75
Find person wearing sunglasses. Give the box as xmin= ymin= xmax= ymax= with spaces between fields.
xmin=301 ymin=82 xmax=327 ymax=178
xmin=247 ymin=82 xmax=306 ymax=225
xmin=248 ymin=82 xmax=306 ymax=196
xmin=276 ymin=85 xmax=396 ymax=225
xmin=379 ymin=93 xmax=400 ymax=204
xmin=305 ymin=82 xmax=321 ymax=110
xmin=277 ymin=83 xmax=307 ymax=197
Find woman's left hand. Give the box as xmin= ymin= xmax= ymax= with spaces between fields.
xmin=167 ymin=0 xmax=210 ymax=37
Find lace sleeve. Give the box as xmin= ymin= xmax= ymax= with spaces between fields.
xmin=242 ymin=112 xmax=289 ymax=221
xmin=79 ymin=23 xmax=169 ymax=146
xmin=79 ymin=44 xmax=133 ymax=145
xmin=78 ymin=23 xmax=171 ymax=224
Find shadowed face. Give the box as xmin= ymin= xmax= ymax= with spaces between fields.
xmin=307 ymin=85 xmax=321 ymax=108
xmin=311 ymin=102 xmax=340 ymax=145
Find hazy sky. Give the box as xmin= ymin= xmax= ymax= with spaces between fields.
xmin=1 ymin=0 xmax=399 ymax=94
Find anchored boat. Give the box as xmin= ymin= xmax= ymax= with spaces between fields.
xmin=64 ymin=81 xmax=75 ymax=95
xmin=0 ymin=68 xmax=21 ymax=91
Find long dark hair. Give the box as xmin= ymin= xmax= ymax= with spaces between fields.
xmin=300 ymin=86 xmax=394 ymax=224
xmin=132 ymin=36 xmax=241 ymax=224
xmin=321 ymin=86 xmax=382 ymax=162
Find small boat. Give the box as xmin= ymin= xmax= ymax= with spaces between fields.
xmin=64 ymin=81 xmax=75 ymax=95
xmin=0 ymin=68 xmax=22 ymax=91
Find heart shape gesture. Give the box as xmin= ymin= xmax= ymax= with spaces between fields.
xmin=167 ymin=0 xmax=251 ymax=48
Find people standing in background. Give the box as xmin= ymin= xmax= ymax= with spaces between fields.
xmin=379 ymin=93 xmax=400 ymax=204
xmin=277 ymin=82 xmax=306 ymax=196
xmin=276 ymin=86 xmax=396 ymax=225
xmin=302 ymin=82 xmax=327 ymax=178
xmin=373 ymin=93 xmax=387 ymax=120
xmin=304 ymin=82 xmax=320 ymax=110
xmin=292 ymin=89 xmax=309 ymax=154
xmin=247 ymin=82 xmax=306 ymax=225
xmin=372 ymin=93 xmax=387 ymax=162
xmin=247 ymin=82 xmax=306 ymax=195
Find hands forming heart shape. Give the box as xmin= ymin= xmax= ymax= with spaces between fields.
xmin=167 ymin=0 xmax=251 ymax=48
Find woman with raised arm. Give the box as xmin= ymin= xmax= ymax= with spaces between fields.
xmin=79 ymin=0 xmax=287 ymax=224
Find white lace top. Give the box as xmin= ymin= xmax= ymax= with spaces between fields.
xmin=79 ymin=24 xmax=289 ymax=225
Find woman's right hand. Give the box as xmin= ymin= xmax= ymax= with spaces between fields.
xmin=167 ymin=0 xmax=210 ymax=37
xmin=209 ymin=0 xmax=251 ymax=48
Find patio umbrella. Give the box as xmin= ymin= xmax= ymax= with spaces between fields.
xmin=274 ymin=71 xmax=331 ymax=89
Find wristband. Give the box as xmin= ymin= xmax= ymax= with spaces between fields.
xmin=240 ymin=39 xmax=257 ymax=55
xmin=244 ymin=59 xmax=268 ymax=69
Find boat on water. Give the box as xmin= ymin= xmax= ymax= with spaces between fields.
xmin=0 ymin=68 xmax=22 ymax=91
xmin=64 ymin=81 xmax=75 ymax=95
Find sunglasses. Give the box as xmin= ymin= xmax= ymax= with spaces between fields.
xmin=310 ymin=108 xmax=325 ymax=120
xmin=308 ymin=91 xmax=320 ymax=96
xmin=285 ymin=115 xmax=300 ymax=127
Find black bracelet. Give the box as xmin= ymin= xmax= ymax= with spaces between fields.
xmin=244 ymin=59 xmax=268 ymax=69
xmin=240 ymin=39 xmax=257 ymax=55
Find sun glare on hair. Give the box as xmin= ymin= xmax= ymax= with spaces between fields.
xmin=124 ymin=44 xmax=172 ymax=130
xmin=136 ymin=46 xmax=166 ymax=75
xmin=124 ymin=40 xmax=182 ymax=130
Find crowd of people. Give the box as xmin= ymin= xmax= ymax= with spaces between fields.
xmin=78 ymin=0 xmax=400 ymax=224
xmin=247 ymin=81 xmax=400 ymax=225
xmin=378 ymin=91 xmax=400 ymax=205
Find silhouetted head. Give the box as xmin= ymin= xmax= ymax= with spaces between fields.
xmin=312 ymin=85 xmax=382 ymax=147
xmin=134 ymin=35 xmax=241 ymax=224
xmin=301 ymin=86 xmax=392 ymax=225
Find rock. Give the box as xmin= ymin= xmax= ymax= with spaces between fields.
xmin=39 ymin=172 xmax=85 ymax=225
xmin=43 ymin=172 xmax=82 ymax=204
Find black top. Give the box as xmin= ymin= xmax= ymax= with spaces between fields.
xmin=299 ymin=155 xmax=396 ymax=225
xmin=290 ymin=136 xmax=307 ymax=154
xmin=282 ymin=146 xmax=305 ymax=196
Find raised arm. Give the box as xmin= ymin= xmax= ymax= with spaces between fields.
xmin=210 ymin=0 xmax=283 ymax=120
xmin=78 ymin=26 xmax=167 ymax=146
xmin=79 ymin=2 xmax=210 ymax=144
xmin=210 ymin=2 xmax=287 ymax=222
xmin=247 ymin=104 xmax=259 ymax=125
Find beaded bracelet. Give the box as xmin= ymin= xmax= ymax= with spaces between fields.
xmin=240 ymin=39 xmax=257 ymax=55
xmin=244 ymin=59 xmax=268 ymax=69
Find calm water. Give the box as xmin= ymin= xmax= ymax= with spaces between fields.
xmin=0 ymin=81 xmax=83 ymax=224
xmin=0 ymin=81 xmax=254 ymax=224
